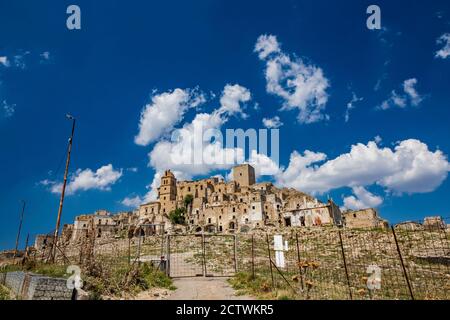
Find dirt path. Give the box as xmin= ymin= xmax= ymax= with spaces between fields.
xmin=167 ymin=277 xmax=254 ymax=300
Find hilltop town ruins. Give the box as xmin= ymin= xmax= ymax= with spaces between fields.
xmin=33 ymin=164 xmax=394 ymax=249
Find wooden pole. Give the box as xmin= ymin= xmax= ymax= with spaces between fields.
xmin=13 ymin=200 xmax=26 ymax=259
xmin=50 ymin=116 xmax=76 ymax=263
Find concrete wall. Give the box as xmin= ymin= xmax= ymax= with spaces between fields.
xmin=0 ymin=271 xmax=73 ymax=300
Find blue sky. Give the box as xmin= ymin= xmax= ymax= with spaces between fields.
xmin=1 ymin=0 xmax=450 ymax=250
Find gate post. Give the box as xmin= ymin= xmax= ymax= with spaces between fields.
xmin=167 ymin=235 xmax=171 ymax=277
xmin=295 ymin=233 xmax=304 ymax=291
xmin=251 ymin=234 xmax=255 ymax=279
xmin=234 ymin=234 xmax=238 ymax=274
xmin=202 ymin=233 xmax=206 ymax=276
xmin=266 ymin=234 xmax=275 ymax=289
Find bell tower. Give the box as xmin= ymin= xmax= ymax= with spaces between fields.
xmin=158 ymin=170 xmax=177 ymax=214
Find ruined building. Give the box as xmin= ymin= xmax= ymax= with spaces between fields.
xmin=137 ymin=164 xmax=343 ymax=233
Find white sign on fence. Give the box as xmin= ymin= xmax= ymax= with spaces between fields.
xmin=274 ymin=235 xmax=285 ymax=268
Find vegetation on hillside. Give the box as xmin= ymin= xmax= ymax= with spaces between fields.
xmin=0 ymin=284 xmax=12 ymax=300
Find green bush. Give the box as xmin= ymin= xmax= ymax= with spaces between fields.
xmin=139 ymin=263 xmax=176 ymax=291
xmin=169 ymin=208 xmax=186 ymax=225
xmin=0 ymin=285 xmax=12 ymax=300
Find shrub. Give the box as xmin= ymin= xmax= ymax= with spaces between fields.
xmin=169 ymin=208 xmax=186 ymax=225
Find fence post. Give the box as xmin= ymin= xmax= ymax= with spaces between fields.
xmin=295 ymin=233 xmax=305 ymax=291
xmin=338 ymin=230 xmax=353 ymax=300
xmin=167 ymin=235 xmax=171 ymax=277
xmin=251 ymin=234 xmax=255 ymax=279
xmin=202 ymin=233 xmax=207 ymax=276
xmin=234 ymin=234 xmax=238 ymax=274
xmin=391 ymin=226 xmax=414 ymax=300
xmin=266 ymin=234 xmax=275 ymax=289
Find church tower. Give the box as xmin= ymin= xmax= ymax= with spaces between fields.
xmin=158 ymin=170 xmax=177 ymax=214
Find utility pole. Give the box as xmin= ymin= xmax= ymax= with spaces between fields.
xmin=50 ymin=114 xmax=76 ymax=263
xmin=13 ymin=200 xmax=26 ymax=259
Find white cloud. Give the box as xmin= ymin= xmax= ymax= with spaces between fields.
xmin=144 ymin=84 xmax=253 ymax=200
xmin=248 ymin=150 xmax=281 ymax=177
xmin=2 ymin=100 xmax=15 ymax=118
xmin=275 ymin=138 xmax=450 ymax=195
xmin=0 ymin=56 xmax=9 ymax=67
xmin=40 ymin=51 xmax=50 ymax=61
xmin=262 ymin=116 xmax=283 ymax=129
xmin=134 ymin=88 xmax=205 ymax=146
xmin=403 ymin=78 xmax=423 ymax=106
xmin=218 ymin=84 xmax=251 ymax=117
xmin=127 ymin=167 xmax=138 ymax=173
xmin=47 ymin=164 xmax=123 ymax=195
xmin=379 ymin=78 xmax=423 ymax=110
xmin=121 ymin=195 xmax=143 ymax=208
xmin=343 ymin=186 xmax=383 ymax=210
xmin=13 ymin=52 xmax=29 ymax=69
xmin=254 ymin=34 xmax=280 ymax=59
xmin=435 ymin=33 xmax=450 ymax=59
xmin=344 ymin=92 xmax=363 ymax=122
xmin=374 ymin=135 xmax=382 ymax=144
xmin=148 ymin=84 xmax=250 ymax=176
xmin=255 ymin=34 xmax=330 ymax=124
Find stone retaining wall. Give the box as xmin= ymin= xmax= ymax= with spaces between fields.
xmin=0 ymin=271 xmax=73 ymax=300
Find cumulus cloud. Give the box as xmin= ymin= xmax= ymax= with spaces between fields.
xmin=254 ymin=34 xmax=280 ymax=59
xmin=219 ymin=83 xmax=251 ymax=117
xmin=134 ymin=88 xmax=206 ymax=146
xmin=143 ymin=84 xmax=253 ymax=200
xmin=249 ymin=151 xmax=281 ymax=177
xmin=254 ymin=34 xmax=330 ymax=124
xmin=262 ymin=116 xmax=283 ymax=129
xmin=343 ymin=186 xmax=383 ymax=210
xmin=435 ymin=33 xmax=450 ymax=59
xmin=379 ymin=78 xmax=423 ymax=110
xmin=275 ymin=138 xmax=450 ymax=195
xmin=148 ymin=84 xmax=251 ymax=175
xmin=121 ymin=195 xmax=143 ymax=208
xmin=45 ymin=164 xmax=123 ymax=195
xmin=344 ymin=92 xmax=363 ymax=122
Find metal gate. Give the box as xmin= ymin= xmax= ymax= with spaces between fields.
xmin=167 ymin=234 xmax=237 ymax=278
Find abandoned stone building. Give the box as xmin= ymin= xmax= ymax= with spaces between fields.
xmin=342 ymin=208 xmax=389 ymax=229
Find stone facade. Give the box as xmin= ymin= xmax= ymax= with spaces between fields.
xmin=135 ymin=164 xmax=343 ymax=233
xmin=45 ymin=164 xmax=360 ymax=245
xmin=423 ymin=216 xmax=446 ymax=230
xmin=342 ymin=208 xmax=388 ymax=229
